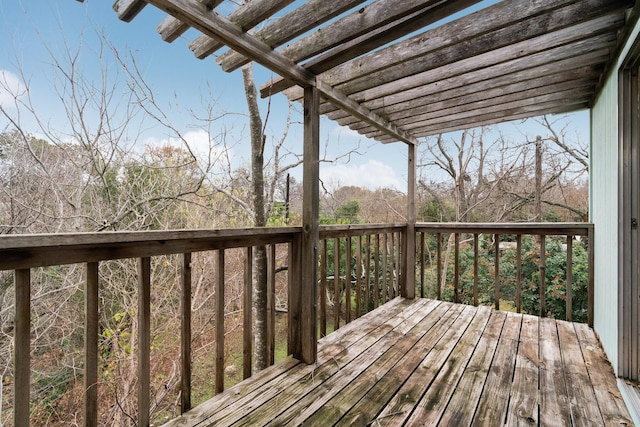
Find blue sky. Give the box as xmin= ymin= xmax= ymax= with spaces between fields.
xmin=0 ymin=0 xmax=589 ymax=193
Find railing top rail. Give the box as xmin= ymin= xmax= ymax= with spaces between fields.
xmin=319 ymin=223 xmax=406 ymax=239
xmin=0 ymin=226 xmax=302 ymax=271
xmin=415 ymin=222 xmax=593 ymax=236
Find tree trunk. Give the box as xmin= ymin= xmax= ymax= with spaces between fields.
xmin=242 ymin=64 xmax=269 ymax=371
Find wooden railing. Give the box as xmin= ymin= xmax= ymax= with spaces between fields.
xmin=0 ymin=227 xmax=300 ymax=427
xmin=0 ymin=222 xmax=594 ymax=425
xmin=415 ymin=223 xmax=594 ymax=326
xmin=317 ymin=224 xmax=405 ymax=336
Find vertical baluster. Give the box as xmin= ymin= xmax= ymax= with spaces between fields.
xmin=320 ymin=240 xmax=327 ymax=337
xmin=390 ymin=232 xmax=396 ymax=299
xmin=382 ymin=233 xmax=388 ymax=303
xmin=587 ymin=227 xmax=594 ymax=327
xmin=346 ymin=236 xmax=352 ymax=323
xmin=356 ymin=236 xmax=362 ymax=319
xmin=244 ymin=247 xmax=253 ymax=378
xmin=85 ymin=262 xmax=99 ymax=426
xmin=473 ymin=234 xmax=479 ymax=307
xmin=539 ymin=235 xmax=547 ymax=318
xmin=215 ymin=250 xmax=225 ymax=393
xmin=436 ymin=233 xmax=442 ymax=301
xmin=365 ymin=234 xmax=371 ymax=313
xmin=516 ymin=235 xmax=522 ymax=314
xmin=494 ymin=234 xmax=500 ymax=310
xmin=566 ymin=236 xmax=573 ymax=322
xmin=138 ymin=257 xmax=151 ymax=427
xmin=454 ymin=233 xmax=460 ymax=303
xmin=267 ymin=244 xmax=276 ymax=365
xmin=180 ymin=254 xmax=192 ymax=413
xmin=420 ymin=232 xmax=425 ymax=298
xmin=334 ymin=237 xmax=340 ymax=330
xmin=374 ymin=234 xmax=380 ymax=308
xmin=15 ymin=268 xmax=31 ymax=427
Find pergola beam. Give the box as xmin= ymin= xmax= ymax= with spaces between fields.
xmin=144 ymin=0 xmax=417 ymax=145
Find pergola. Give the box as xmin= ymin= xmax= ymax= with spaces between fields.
xmin=104 ymin=0 xmax=636 ymax=365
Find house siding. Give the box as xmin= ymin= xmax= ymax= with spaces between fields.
xmin=591 ymin=19 xmax=640 ymax=375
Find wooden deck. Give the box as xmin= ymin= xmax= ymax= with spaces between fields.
xmin=164 ymin=298 xmax=633 ymax=426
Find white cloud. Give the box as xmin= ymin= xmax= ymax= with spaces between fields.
xmin=0 ymin=70 xmax=26 ymax=108
xmin=142 ymin=129 xmax=233 ymax=169
xmin=321 ymin=160 xmax=405 ymax=191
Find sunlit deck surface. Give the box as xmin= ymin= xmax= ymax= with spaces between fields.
xmin=164 ymin=298 xmax=632 ymax=426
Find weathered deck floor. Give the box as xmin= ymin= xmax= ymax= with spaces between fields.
xmin=164 ymin=298 xmax=633 ymax=426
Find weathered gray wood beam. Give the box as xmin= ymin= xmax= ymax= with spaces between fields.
xmin=334 ymin=0 xmax=629 ymax=87
xmin=189 ymin=0 xmax=294 ymax=59
xmin=157 ymin=0 xmax=223 ymax=43
xmin=283 ymin=27 xmax=618 ymax=107
xmin=345 ymin=78 xmax=598 ymax=132
xmin=376 ymin=100 xmax=590 ymax=142
xmin=218 ymin=0 xmax=369 ymax=72
xmin=260 ymin=0 xmax=479 ymax=98
xmin=366 ymin=90 xmax=592 ymax=137
xmin=329 ymin=63 xmax=604 ymax=124
xmin=113 ymin=0 xmax=147 ymax=22
xmin=404 ymin=143 xmax=416 ymax=299
xmin=144 ymin=0 xmax=417 ymax=144
xmin=330 ymin=4 xmax=628 ymax=97
xmin=323 ymin=48 xmax=610 ymax=120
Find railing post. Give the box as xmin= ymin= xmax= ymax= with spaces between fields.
xmin=137 ymin=257 xmax=151 ymax=427
xmin=243 ymin=247 xmax=253 ymax=379
xmin=215 ymin=250 xmax=225 ymax=393
xmin=588 ymin=225 xmax=594 ymax=327
xmin=85 ymin=262 xmax=99 ymax=427
xmin=293 ymin=84 xmax=319 ymax=364
xmin=566 ymin=236 xmax=573 ymax=322
xmin=494 ymin=234 xmax=500 ymax=310
xmin=539 ymin=235 xmax=547 ymax=318
xmin=267 ymin=244 xmax=276 ymax=364
xmin=404 ymin=142 xmax=416 ymax=299
xmin=15 ymin=268 xmax=31 ymax=427
xmin=181 ymin=253 xmax=192 ymax=413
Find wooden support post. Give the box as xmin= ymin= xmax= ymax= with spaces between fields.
xmin=85 ymin=262 xmax=99 ymax=427
xmin=295 ymin=84 xmax=319 ymax=364
xmin=138 ymin=257 xmax=151 ymax=427
xmin=15 ymin=269 xmax=30 ymax=427
xmin=243 ymin=247 xmax=253 ymax=379
xmin=404 ymin=143 xmax=416 ymax=299
xmin=215 ymin=250 xmax=225 ymax=393
xmin=180 ymin=253 xmax=192 ymax=413
xmin=333 ymin=237 xmax=340 ymax=330
xmin=365 ymin=234 xmax=372 ymax=312
xmin=420 ymin=232 xmax=425 ymax=298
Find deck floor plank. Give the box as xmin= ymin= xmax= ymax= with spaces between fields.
xmin=405 ymin=305 xmax=493 ymax=425
xmin=574 ymin=322 xmax=632 ymax=426
xmin=230 ymin=299 xmax=442 ymax=425
xmin=162 ymin=298 xmax=633 ymax=427
xmin=556 ymin=320 xmax=605 ymax=425
xmin=506 ymin=314 xmax=540 ymax=426
xmin=472 ymin=311 xmax=523 ymax=426
xmin=314 ymin=301 xmax=457 ymax=426
xmin=439 ymin=310 xmax=507 ymax=426
xmin=539 ymin=317 xmax=573 ymax=426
